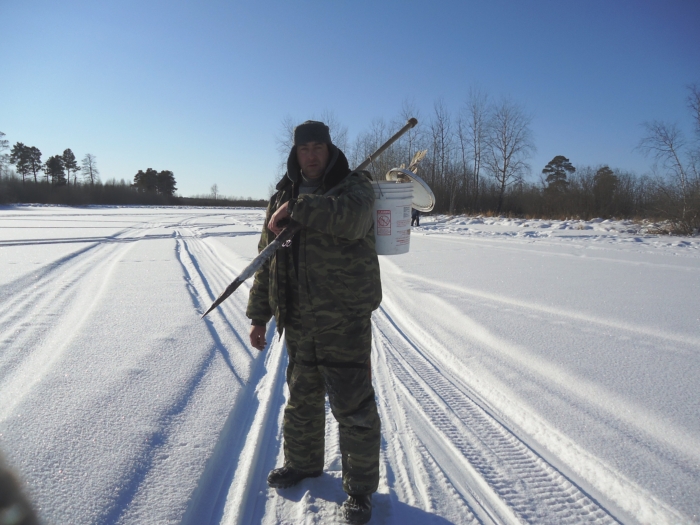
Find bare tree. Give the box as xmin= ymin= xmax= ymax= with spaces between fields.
xmin=0 ymin=132 xmax=9 ymax=177
xmin=463 ymin=87 xmax=489 ymax=210
xmin=455 ymin=111 xmax=470 ymax=209
xmin=211 ymin=183 xmax=219 ymax=200
xmin=275 ymin=114 xmax=296 ymax=177
xmin=484 ymin=97 xmax=535 ymax=213
xmin=351 ymin=117 xmax=394 ymax=177
xmin=688 ymin=83 xmax=700 ymax=139
xmin=688 ymin=83 xmax=700 ymax=184
xmin=275 ymin=112 xmax=349 ymax=179
xmin=81 ymin=153 xmax=99 ymax=184
xmin=430 ymin=100 xmax=453 ymax=183
xmin=638 ymin=121 xmax=689 ymax=191
xmin=638 ymin=120 xmax=698 ymax=233
xmin=396 ymin=99 xmax=425 ymax=167
xmin=319 ymin=109 xmax=349 ymax=153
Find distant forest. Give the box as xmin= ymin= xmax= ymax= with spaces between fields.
xmin=0 ymin=176 xmax=266 ymax=208
xmin=277 ymin=85 xmax=699 ymax=235
xmin=0 ymin=142 xmax=266 ymax=208
xmin=2 ymin=84 xmax=699 ymax=234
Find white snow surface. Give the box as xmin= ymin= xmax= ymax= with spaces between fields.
xmin=0 ymin=205 xmax=698 ymax=525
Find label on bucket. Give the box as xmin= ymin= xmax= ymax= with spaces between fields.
xmin=376 ymin=210 xmax=391 ymax=235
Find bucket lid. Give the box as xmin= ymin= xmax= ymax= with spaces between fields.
xmin=385 ymin=168 xmax=435 ymax=212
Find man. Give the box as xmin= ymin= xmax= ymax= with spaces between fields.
xmin=247 ymin=121 xmax=381 ymax=524
xmin=411 ymin=207 xmax=420 ymax=227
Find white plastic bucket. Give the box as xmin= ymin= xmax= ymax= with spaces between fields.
xmin=371 ymin=182 xmax=414 ymax=255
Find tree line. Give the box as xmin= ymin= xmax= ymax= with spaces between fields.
xmin=0 ymin=136 xmax=267 ymax=206
xmin=280 ymin=85 xmax=699 ymax=235
xmin=0 ymin=134 xmax=182 ymax=205
xmin=4 ymin=83 xmax=698 ymax=233
xmin=1 ymin=140 xmax=97 ymax=187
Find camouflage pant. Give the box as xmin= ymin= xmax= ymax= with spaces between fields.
xmin=283 ymin=314 xmax=380 ymax=495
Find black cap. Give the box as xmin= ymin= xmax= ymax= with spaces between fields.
xmin=293 ymin=120 xmax=332 ymax=146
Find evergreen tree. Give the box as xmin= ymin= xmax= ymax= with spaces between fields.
xmin=45 ymin=155 xmax=66 ymax=186
xmin=133 ymin=168 xmax=159 ymax=192
xmin=133 ymin=168 xmax=177 ymax=196
xmin=593 ymin=166 xmax=619 ymax=215
xmin=62 ymin=149 xmax=79 ymax=186
xmin=542 ymin=155 xmax=575 ymax=193
xmin=27 ymin=147 xmax=43 ymax=183
xmin=10 ymin=143 xmax=31 ymax=183
xmin=156 ymin=170 xmax=177 ymax=196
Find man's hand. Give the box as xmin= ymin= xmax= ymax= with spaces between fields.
xmin=268 ymin=201 xmax=291 ymax=236
xmin=250 ymin=325 xmax=267 ymax=351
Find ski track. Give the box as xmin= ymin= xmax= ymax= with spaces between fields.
xmin=175 ymin=222 xmax=289 ymax=525
xmin=0 ymin=211 xmax=258 ymax=522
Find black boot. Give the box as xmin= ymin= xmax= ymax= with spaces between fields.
xmin=267 ymin=466 xmax=322 ymax=489
xmin=342 ymin=494 xmax=372 ymax=524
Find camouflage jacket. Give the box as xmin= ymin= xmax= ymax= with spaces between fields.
xmin=246 ymin=145 xmax=382 ymax=333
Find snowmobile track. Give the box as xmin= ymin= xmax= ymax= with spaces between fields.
xmin=373 ymin=307 xmax=620 ymax=525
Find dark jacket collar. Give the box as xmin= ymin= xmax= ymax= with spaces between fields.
xmin=276 ymin=144 xmax=350 ymax=192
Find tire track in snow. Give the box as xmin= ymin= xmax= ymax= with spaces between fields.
xmin=372 ymin=307 xmax=620 ymax=525
xmin=373 ymin=338 xmax=481 ymax=524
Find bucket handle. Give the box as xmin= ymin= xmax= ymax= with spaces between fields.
xmin=376 ymin=167 xmax=414 ymax=199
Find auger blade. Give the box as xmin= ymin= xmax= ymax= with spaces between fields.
xmin=201 ymin=278 xmax=244 ymax=318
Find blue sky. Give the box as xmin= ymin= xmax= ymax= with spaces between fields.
xmin=2 ymin=0 xmax=699 ymax=199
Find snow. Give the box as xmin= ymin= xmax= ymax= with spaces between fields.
xmin=0 ymin=205 xmax=698 ymax=524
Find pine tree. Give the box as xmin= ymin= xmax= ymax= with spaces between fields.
xmin=27 ymin=147 xmax=43 ymax=183
xmin=45 ymin=155 xmax=66 ymax=186
xmin=133 ymin=168 xmax=177 ymax=196
xmin=133 ymin=168 xmax=159 ymax=192
xmin=157 ymin=170 xmax=177 ymax=196
xmin=542 ymin=155 xmax=575 ymax=193
xmin=593 ymin=166 xmax=618 ymax=216
xmin=10 ymin=143 xmax=31 ymax=183
xmin=62 ymin=149 xmax=79 ymax=186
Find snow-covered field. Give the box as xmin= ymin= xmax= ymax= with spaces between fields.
xmin=0 ymin=205 xmax=698 ymax=525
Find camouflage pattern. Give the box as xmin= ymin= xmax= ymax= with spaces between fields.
xmin=246 ymin=146 xmax=382 ymax=332
xmin=283 ymin=289 xmax=380 ymax=495
xmin=246 ymin=145 xmax=382 ymax=495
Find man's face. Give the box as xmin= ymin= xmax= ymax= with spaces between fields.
xmin=297 ymin=141 xmax=330 ymax=180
